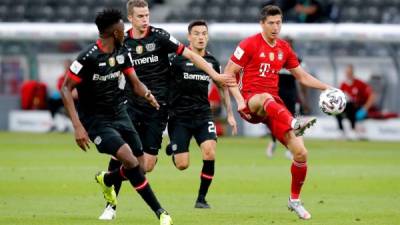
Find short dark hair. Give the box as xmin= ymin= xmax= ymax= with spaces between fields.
xmin=127 ymin=0 xmax=148 ymax=15
xmin=95 ymin=8 xmax=123 ymax=34
xmin=188 ymin=20 xmax=208 ymax=33
xmin=259 ymin=5 xmax=282 ymax=21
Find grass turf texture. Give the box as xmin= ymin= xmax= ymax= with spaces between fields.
xmin=0 ymin=132 xmax=399 ymax=225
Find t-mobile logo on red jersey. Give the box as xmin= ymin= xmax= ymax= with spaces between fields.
xmin=259 ymin=63 xmax=271 ymax=77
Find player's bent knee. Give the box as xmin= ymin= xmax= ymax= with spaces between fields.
xmin=121 ymin=158 xmax=139 ymax=169
xmin=143 ymin=159 xmax=157 ymax=172
xmin=173 ymin=152 xmax=189 ymax=170
xmin=144 ymin=161 xmax=156 ymax=172
xmin=175 ymin=160 xmax=189 ymax=170
xmin=293 ymin=149 xmax=308 ymax=162
xmin=202 ymin=149 xmax=216 ymax=160
xmin=200 ymin=141 xmax=216 ymax=160
xmin=116 ymin=144 xmax=139 ymax=169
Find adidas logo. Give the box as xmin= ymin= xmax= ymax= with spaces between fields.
xmin=260 ymin=52 xmax=266 ymax=58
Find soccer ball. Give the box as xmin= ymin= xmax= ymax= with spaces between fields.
xmin=319 ymin=88 xmax=347 ymax=115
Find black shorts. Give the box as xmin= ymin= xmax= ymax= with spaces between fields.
xmin=81 ymin=109 xmax=143 ymax=157
xmin=167 ymin=117 xmax=217 ymax=155
xmin=127 ymin=104 xmax=168 ymax=155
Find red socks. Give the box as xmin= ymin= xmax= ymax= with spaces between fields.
xmin=290 ymin=160 xmax=307 ymax=200
xmin=263 ymin=98 xmax=293 ymax=126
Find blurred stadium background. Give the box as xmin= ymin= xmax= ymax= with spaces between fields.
xmin=1 ymin=1 xmax=400 ymax=225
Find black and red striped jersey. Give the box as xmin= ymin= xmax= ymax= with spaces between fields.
xmin=124 ymin=26 xmax=184 ymax=108
xmin=67 ymin=40 xmax=134 ymax=116
xmin=168 ymin=50 xmax=221 ymax=119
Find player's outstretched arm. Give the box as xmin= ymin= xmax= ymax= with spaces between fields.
xmin=182 ymin=48 xmax=236 ymax=87
xmin=220 ymin=86 xmax=237 ymax=135
xmin=224 ymin=60 xmax=251 ymax=120
xmin=61 ymin=76 xmax=90 ymax=151
xmin=124 ymin=68 xmax=160 ymax=110
xmin=289 ymin=66 xmax=331 ymax=91
xmin=356 ymin=87 xmax=376 ymax=120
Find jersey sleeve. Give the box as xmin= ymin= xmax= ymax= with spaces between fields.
xmin=283 ymin=44 xmax=300 ymax=70
xmin=156 ymin=28 xmax=185 ymax=55
xmin=230 ymin=38 xmax=253 ymax=68
xmin=67 ymin=53 xmax=93 ymax=84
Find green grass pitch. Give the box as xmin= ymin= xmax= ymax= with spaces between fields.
xmin=0 ymin=132 xmax=399 ymax=225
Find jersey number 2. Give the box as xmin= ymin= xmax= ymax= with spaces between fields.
xmin=208 ymin=121 xmax=216 ymax=134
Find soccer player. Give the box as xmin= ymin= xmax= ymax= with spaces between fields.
xmin=99 ymin=0 xmax=236 ymax=219
xmin=336 ymin=64 xmax=375 ymax=139
xmin=124 ymin=0 xmax=235 ymax=173
xmin=225 ymin=5 xmax=331 ymax=220
xmin=265 ymin=37 xmax=310 ymax=159
xmin=60 ymin=8 xmax=172 ymax=225
xmin=165 ymin=20 xmax=237 ymax=209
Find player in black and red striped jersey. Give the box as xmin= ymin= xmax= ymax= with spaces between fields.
xmin=61 ymin=8 xmax=172 ymax=225
xmin=166 ymin=20 xmax=237 ymax=209
xmin=124 ymin=0 xmax=235 ymax=172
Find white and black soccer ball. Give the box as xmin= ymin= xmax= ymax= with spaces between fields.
xmin=319 ymin=88 xmax=347 ymax=115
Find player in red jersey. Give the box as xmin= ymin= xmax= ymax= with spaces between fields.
xmin=336 ymin=64 xmax=375 ymax=138
xmin=225 ymin=5 xmax=331 ymax=220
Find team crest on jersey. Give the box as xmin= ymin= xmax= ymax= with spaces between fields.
xmin=108 ymin=57 xmax=116 ymax=67
xmin=278 ymin=50 xmax=283 ymax=60
xmin=145 ymin=43 xmax=156 ymax=52
xmin=94 ymin=136 xmax=102 ymax=145
xmin=269 ymin=52 xmax=275 ymax=61
xmin=116 ymin=55 xmax=125 ymax=64
xmin=136 ymin=45 xmax=143 ymax=54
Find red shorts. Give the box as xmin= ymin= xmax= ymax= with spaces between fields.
xmin=240 ymin=92 xmax=293 ymax=145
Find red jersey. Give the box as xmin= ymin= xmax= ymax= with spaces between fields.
xmin=230 ymin=34 xmax=299 ymax=96
xmin=340 ymin=78 xmax=372 ymax=107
